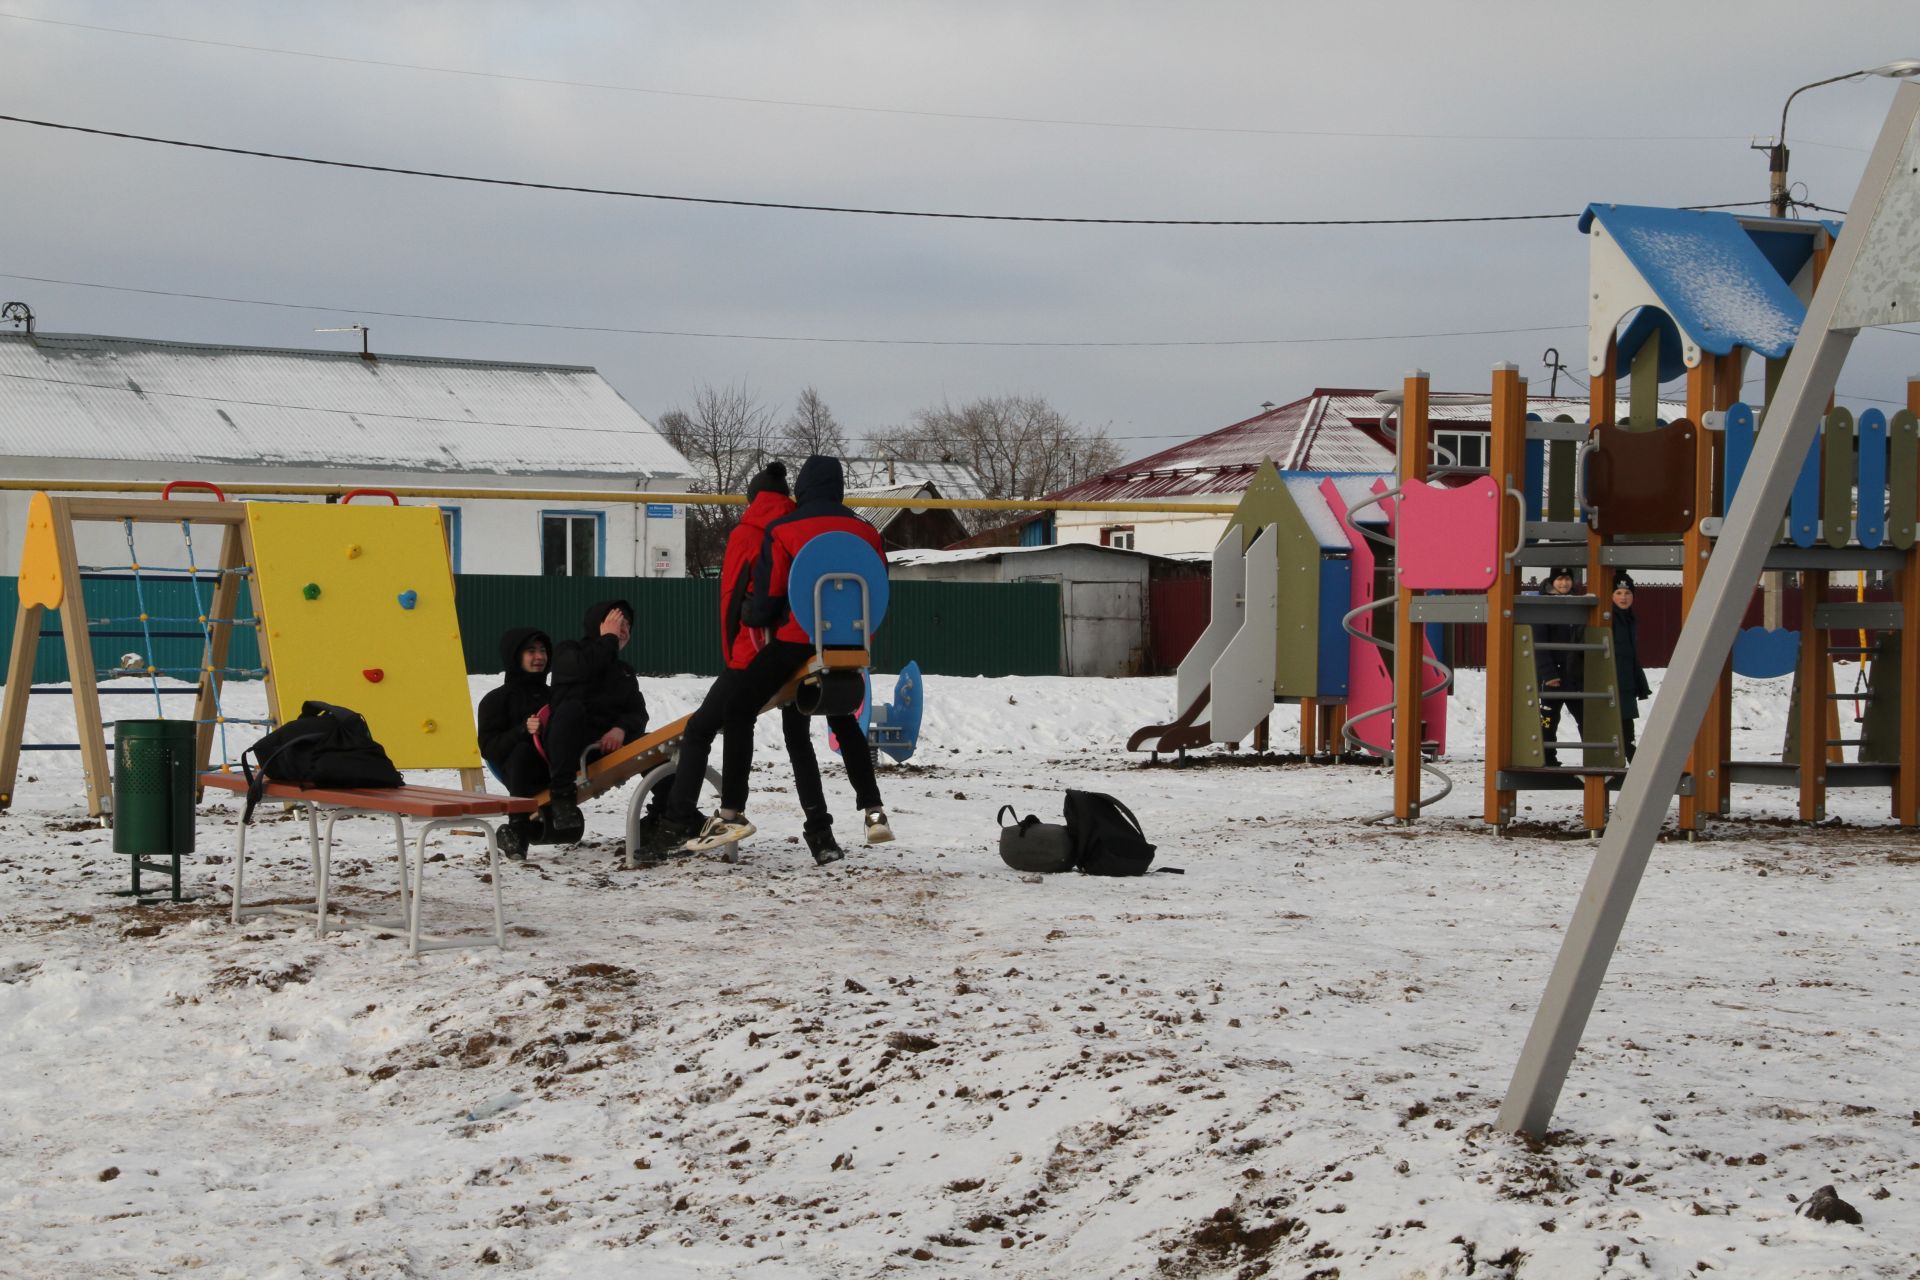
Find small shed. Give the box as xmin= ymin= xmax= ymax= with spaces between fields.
xmin=848 ymin=481 xmax=971 ymax=552
xmin=888 ymin=543 xmax=1179 ymax=676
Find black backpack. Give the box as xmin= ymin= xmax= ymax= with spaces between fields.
xmin=1063 ymin=790 xmax=1158 ymax=876
xmin=241 ymin=701 xmax=404 ymax=823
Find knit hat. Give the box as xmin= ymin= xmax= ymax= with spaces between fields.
xmin=747 ymin=460 xmax=790 ymax=499
xmin=1550 ymin=565 xmax=1577 ymax=581
xmin=1613 ymin=571 xmax=1636 ymax=590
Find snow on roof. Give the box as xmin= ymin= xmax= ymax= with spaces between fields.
xmin=1047 ymin=388 xmax=1644 ymax=504
xmin=847 ymin=481 xmax=955 ymax=533
xmin=841 ymin=457 xmax=986 ymax=499
xmin=889 ymin=542 xmax=1171 ymax=568
xmin=0 ymin=331 xmax=695 ymax=479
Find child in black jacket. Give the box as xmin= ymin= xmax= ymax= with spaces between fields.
xmin=543 ymin=600 xmax=649 ymax=836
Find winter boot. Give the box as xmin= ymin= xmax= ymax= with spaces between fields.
xmin=545 ymin=783 xmax=585 ymax=842
xmin=684 ymin=811 xmax=756 ymax=853
xmin=863 ymin=808 xmax=894 ymax=845
xmin=804 ymin=823 xmax=845 ymax=866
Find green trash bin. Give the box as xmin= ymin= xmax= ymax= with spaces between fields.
xmin=112 ymin=719 xmax=199 ymax=902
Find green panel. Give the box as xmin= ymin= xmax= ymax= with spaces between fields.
xmin=872 ymin=581 xmax=1061 ymax=678
xmin=1511 ymin=627 xmax=1545 ymax=767
xmin=0 ymin=575 xmax=261 ymax=686
xmin=1547 ymin=440 xmax=1575 ymax=522
xmin=1824 ymin=407 xmax=1856 ymax=550
xmin=1627 ymin=337 xmax=1662 ymax=431
xmin=2 ymin=575 xmax=1065 ymax=683
xmin=1580 ymin=626 xmax=1625 ymax=770
xmin=1890 ymin=410 xmax=1918 ymax=551
xmin=1859 ymin=634 xmax=1901 ymax=764
xmin=1225 ymin=460 xmax=1320 ymax=697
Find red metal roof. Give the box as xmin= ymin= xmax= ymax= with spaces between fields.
xmin=1049 ymin=388 xmax=1602 ymax=503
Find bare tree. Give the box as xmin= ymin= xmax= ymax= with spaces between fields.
xmin=866 ymin=395 xmax=1120 ymax=531
xmin=781 ymin=386 xmax=850 ymax=459
xmin=657 ymin=382 xmax=773 ymax=573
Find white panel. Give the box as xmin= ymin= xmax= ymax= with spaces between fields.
xmin=1209 ymin=525 xmax=1278 ymax=744
xmin=1832 ymin=103 xmax=1920 ymax=331
xmin=1587 ymin=225 xmax=1703 ymax=374
xmin=1174 ymin=531 xmax=1245 ymax=715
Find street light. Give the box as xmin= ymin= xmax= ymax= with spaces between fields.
xmin=1766 ymin=59 xmax=1920 ymax=217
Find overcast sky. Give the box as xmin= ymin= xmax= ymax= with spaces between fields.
xmin=2 ymin=1 xmax=1917 ymax=465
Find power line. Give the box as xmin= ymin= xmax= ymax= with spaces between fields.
xmin=0 ymin=269 xmax=1581 ymax=349
xmin=0 ymin=113 xmax=1771 ymax=228
xmin=0 ymin=10 xmax=1874 ymax=152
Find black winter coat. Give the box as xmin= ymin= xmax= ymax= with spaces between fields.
xmin=477 ymin=626 xmax=551 ymax=766
xmin=1611 ymin=606 xmax=1653 ymax=720
xmin=1532 ymin=592 xmax=1583 ymax=689
xmin=550 ymin=600 xmax=649 ymax=739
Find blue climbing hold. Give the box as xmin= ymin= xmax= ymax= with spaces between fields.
xmin=397 ymin=590 xmax=418 ymax=610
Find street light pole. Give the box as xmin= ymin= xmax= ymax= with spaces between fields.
xmin=1766 ymin=60 xmax=1920 ymax=218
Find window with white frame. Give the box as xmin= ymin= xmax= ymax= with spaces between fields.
xmin=541 ymin=511 xmax=602 ymax=577
xmin=439 ymin=506 xmax=462 ymax=573
xmin=1432 ymin=429 xmax=1489 ymax=471
xmin=1101 ymin=525 xmax=1136 ymax=550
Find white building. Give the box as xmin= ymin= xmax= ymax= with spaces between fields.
xmin=0 ymin=329 xmax=695 ymax=577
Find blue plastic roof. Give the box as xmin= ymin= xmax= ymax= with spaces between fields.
xmin=1580 ymin=204 xmax=1818 ymax=361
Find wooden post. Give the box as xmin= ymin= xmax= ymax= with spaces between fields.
xmin=46 ymin=498 xmax=113 ymax=816
xmin=1900 ymin=376 xmax=1920 ymax=824
xmin=192 ymin=522 xmax=247 ymax=791
xmin=1394 ymin=371 xmax=1430 ymax=820
xmin=1485 ymin=363 xmax=1527 ymax=826
xmin=1799 ymin=571 xmax=1828 ymax=819
xmin=1300 ymin=697 xmax=1317 ymax=755
xmin=1678 ymin=358 xmax=1728 ymax=830
xmin=0 ymin=603 xmax=44 ymax=811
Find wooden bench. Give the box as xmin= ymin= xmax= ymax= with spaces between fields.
xmin=520 ymin=650 xmax=869 ymax=868
xmin=202 ymin=774 xmax=536 ymax=957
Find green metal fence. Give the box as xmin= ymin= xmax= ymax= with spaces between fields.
xmin=0 ymin=574 xmax=1063 ymax=682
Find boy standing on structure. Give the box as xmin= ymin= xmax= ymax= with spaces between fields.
xmin=654 ymin=460 xmax=861 ymax=864
xmin=1610 ymin=572 xmax=1652 ymax=760
xmin=544 ymin=600 xmax=648 ymax=838
xmin=678 ymin=454 xmax=894 ymax=853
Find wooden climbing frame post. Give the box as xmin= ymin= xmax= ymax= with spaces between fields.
xmin=1484 ymin=363 xmax=1527 ymax=827
xmin=1900 ymin=376 xmax=1920 ymax=825
xmin=1393 ymin=371 xmax=1430 ymax=819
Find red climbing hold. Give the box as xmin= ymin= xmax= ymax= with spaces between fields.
xmin=363 ymin=668 xmax=385 ymax=683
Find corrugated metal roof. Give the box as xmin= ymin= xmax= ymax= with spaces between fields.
xmin=847 ymin=481 xmax=936 ymax=533
xmin=0 ymin=331 xmax=694 ymax=479
xmin=841 ymin=457 xmax=986 ymax=498
xmin=1046 ymin=387 xmax=1685 ymax=503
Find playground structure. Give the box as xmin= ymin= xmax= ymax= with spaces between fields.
xmin=0 ymin=485 xmax=483 ymax=819
xmin=1374 ymin=198 xmax=1920 ymax=837
xmin=1128 ymin=462 xmax=1449 ymax=780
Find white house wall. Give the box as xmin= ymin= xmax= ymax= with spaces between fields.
xmin=0 ymin=458 xmax=685 ymax=579
xmin=1053 ymin=504 xmax=1234 ymax=557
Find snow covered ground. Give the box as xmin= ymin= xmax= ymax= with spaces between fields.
xmin=1 ymin=669 xmax=1915 ymax=1278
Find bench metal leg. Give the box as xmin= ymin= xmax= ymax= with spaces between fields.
xmin=229 ymin=816 xmax=248 ymax=924
xmin=408 ymin=816 xmax=509 ymax=957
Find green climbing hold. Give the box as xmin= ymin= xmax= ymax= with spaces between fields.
xmin=302 ymin=582 xmax=321 ymax=600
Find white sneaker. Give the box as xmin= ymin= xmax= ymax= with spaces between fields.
xmin=684 ymin=813 xmax=756 ymax=852
xmin=863 ymin=808 xmax=894 ymax=845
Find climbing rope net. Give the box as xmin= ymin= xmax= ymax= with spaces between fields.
xmin=75 ymin=516 xmax=273 ymax=769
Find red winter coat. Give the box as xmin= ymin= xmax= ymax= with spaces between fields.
xmin=742 ymin=455 xmax=887 ymax=647
xmin=721 ymin=490 xmax=795 ymax=669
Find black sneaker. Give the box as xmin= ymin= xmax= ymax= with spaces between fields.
xmin=642 ymin=813 xmax=699 ymax=860
xmin=804 ymin=824 xmax=845 ymax=866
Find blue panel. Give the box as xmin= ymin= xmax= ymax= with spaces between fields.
xmin=1732 ymin=627 xmax=1799 ymax=679
xmin=1722 ymin=401 xmax=1757 ymax=509
xmin=1523 ymin=434 xmax=1545 ymax=522
xmin=1020 ymin=514 xmax=1054 ymax=546
xmin=1857 ymin=408 xmax=1888 ymax=549
xmin=1744 ymin=228 xmax=1820 ymax=287
xmin=1315 ymin=559 xmax=1350 ymax=698
xmin=1581 ymin=204 xmax=1807 ymax=358
xmin=788 ymin=533 xmax=890 ymax=645
xmin=1789 ymin=430 xmax=1822 ymax=548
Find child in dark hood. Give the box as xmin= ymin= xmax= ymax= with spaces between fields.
xmin=1610 ymin=572 xmax=1653 ymax=759
xmin=476 ymin=627 xmax=551 ymax=841
xmin=543 ymin=600 xmax=649 ymax=837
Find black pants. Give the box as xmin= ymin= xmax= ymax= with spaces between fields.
xmin=1620 ymin=712 xmax=1638 ymax=762
xmin=1540 ymin=692 xmax=1585 ymax=765
xmin=666 ymin=641 xmax=882 ymax=824
xmin=488 ymin=739 xmax=548 ymax=799
xmin=544 ymin=699 xmax=624 ymax=791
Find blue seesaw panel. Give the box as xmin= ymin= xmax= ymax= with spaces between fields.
xmin=1857 ymin=409 xmax=1888 ymax=549
xmin=788 ymin=532 xmax=890 ymax=646
xmin=829 ymin=661 xmax=924 ymax=763
xmin=1732 ymin=627 xmax=1799 ymax=680
xmin=1722 ymin=402 xmax=1756 ymax=509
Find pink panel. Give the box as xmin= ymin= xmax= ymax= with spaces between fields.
xmin=1398 ymin=476 xmax=1502 ymax=591
xmin=1320 ymin=478 xmax=1449 ymax=756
